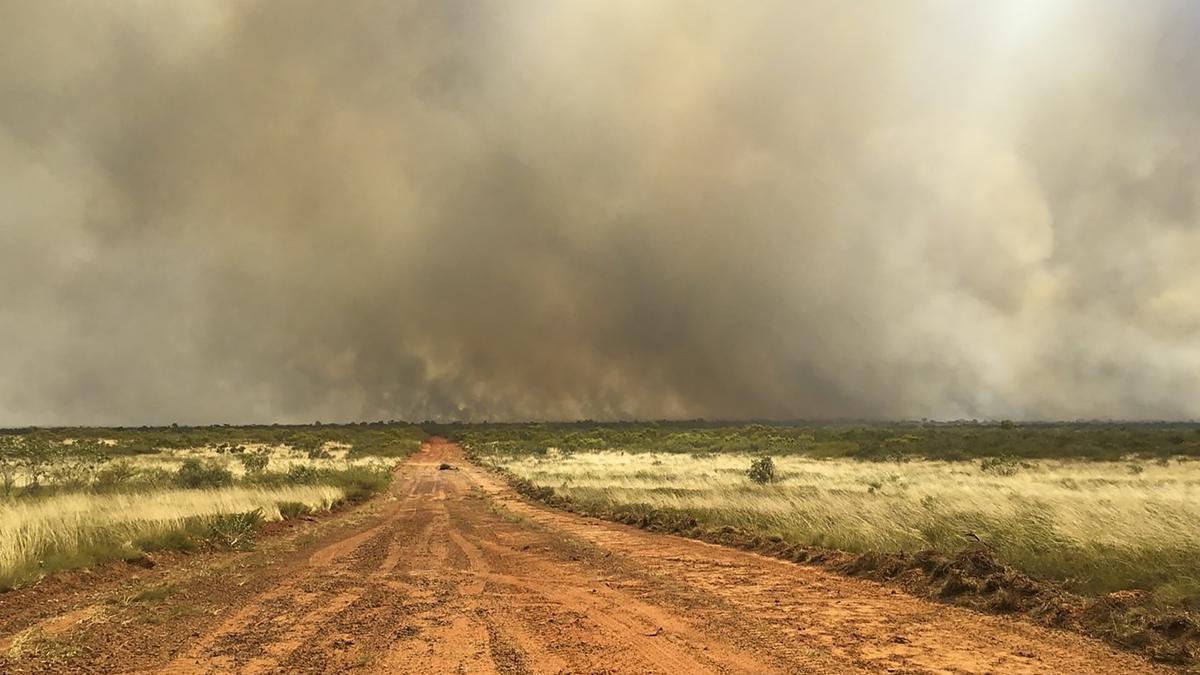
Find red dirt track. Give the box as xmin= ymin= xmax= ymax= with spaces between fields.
xmin=0 ymin=439 xmax=1170 ymax=673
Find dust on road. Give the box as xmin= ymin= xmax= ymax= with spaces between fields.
xmin=0 ymin=439 xmax=1170 ymax=674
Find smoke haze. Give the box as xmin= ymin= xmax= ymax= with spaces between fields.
xmin=1 ymin=1 xmax=1198 ymax=424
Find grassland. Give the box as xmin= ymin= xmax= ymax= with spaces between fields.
xmin=0 ymin=423 xmax=425 ymax=588
xmin=0 ymin=485 xmax=344 ymax=589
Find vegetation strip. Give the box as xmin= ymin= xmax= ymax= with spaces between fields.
xmin=0 ymin=424 xmax=425 ymax=590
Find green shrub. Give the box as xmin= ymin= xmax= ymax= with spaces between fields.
xmin=286 ymin=464 xmax=321 ymax=484
xmin=748 ymin=456 xmax=776 ymax=484
xmin=238 ymin=450 xmax=270 ymax=474
xmin=92 ymin=462 xmax=138 ymax=492
xmin=175 ymin=459 xmax=233 ymax=489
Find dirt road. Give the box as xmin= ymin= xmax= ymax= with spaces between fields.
xmin=0 ymin=439 xmax=1170 ymax=674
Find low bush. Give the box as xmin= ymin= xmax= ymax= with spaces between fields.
xmin=748 ymin=456 xmax=775 ymax=484
xmin=91 ymin=462 xmax=139 ymax=492
xmin=238 ymin=450 xmax=270 ymax=474
xmin=175 ymin=459 xmax=233 ymax=489
xmin=286 ymin=464 xmax=321 ymax=484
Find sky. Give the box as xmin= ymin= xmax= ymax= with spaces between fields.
xmin=1 ymin=0 xmax=1198 ymax=425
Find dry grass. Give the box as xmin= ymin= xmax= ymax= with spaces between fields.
xmin=487 ymin=451 xmax=1200 ymax=603
xmin=0 ymin=485 xmax=344 ymax=588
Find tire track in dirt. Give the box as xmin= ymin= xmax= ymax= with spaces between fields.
xmin=441 ymin=503 xmax=714 ymax=674
xmin=0 ymin=439 xmax=1175 ymax=674
xmin=445 ymin=514 xmax=764 ymax=674
xmin=161 ymin=471 xmax=438 ymax=673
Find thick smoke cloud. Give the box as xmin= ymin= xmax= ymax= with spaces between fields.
xmin=1 ymin=1 xmax=1198 ymax=424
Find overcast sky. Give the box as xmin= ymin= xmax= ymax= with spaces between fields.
xmin=1 ymin=1 xmax=1198 ymax=425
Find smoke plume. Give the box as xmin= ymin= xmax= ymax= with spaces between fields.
xmin=1 ymin=1 xmax=1198 ymax=424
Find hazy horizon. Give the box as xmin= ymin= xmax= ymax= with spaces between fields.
xmin=3 ymin=1 xmax=1199 ymax=426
